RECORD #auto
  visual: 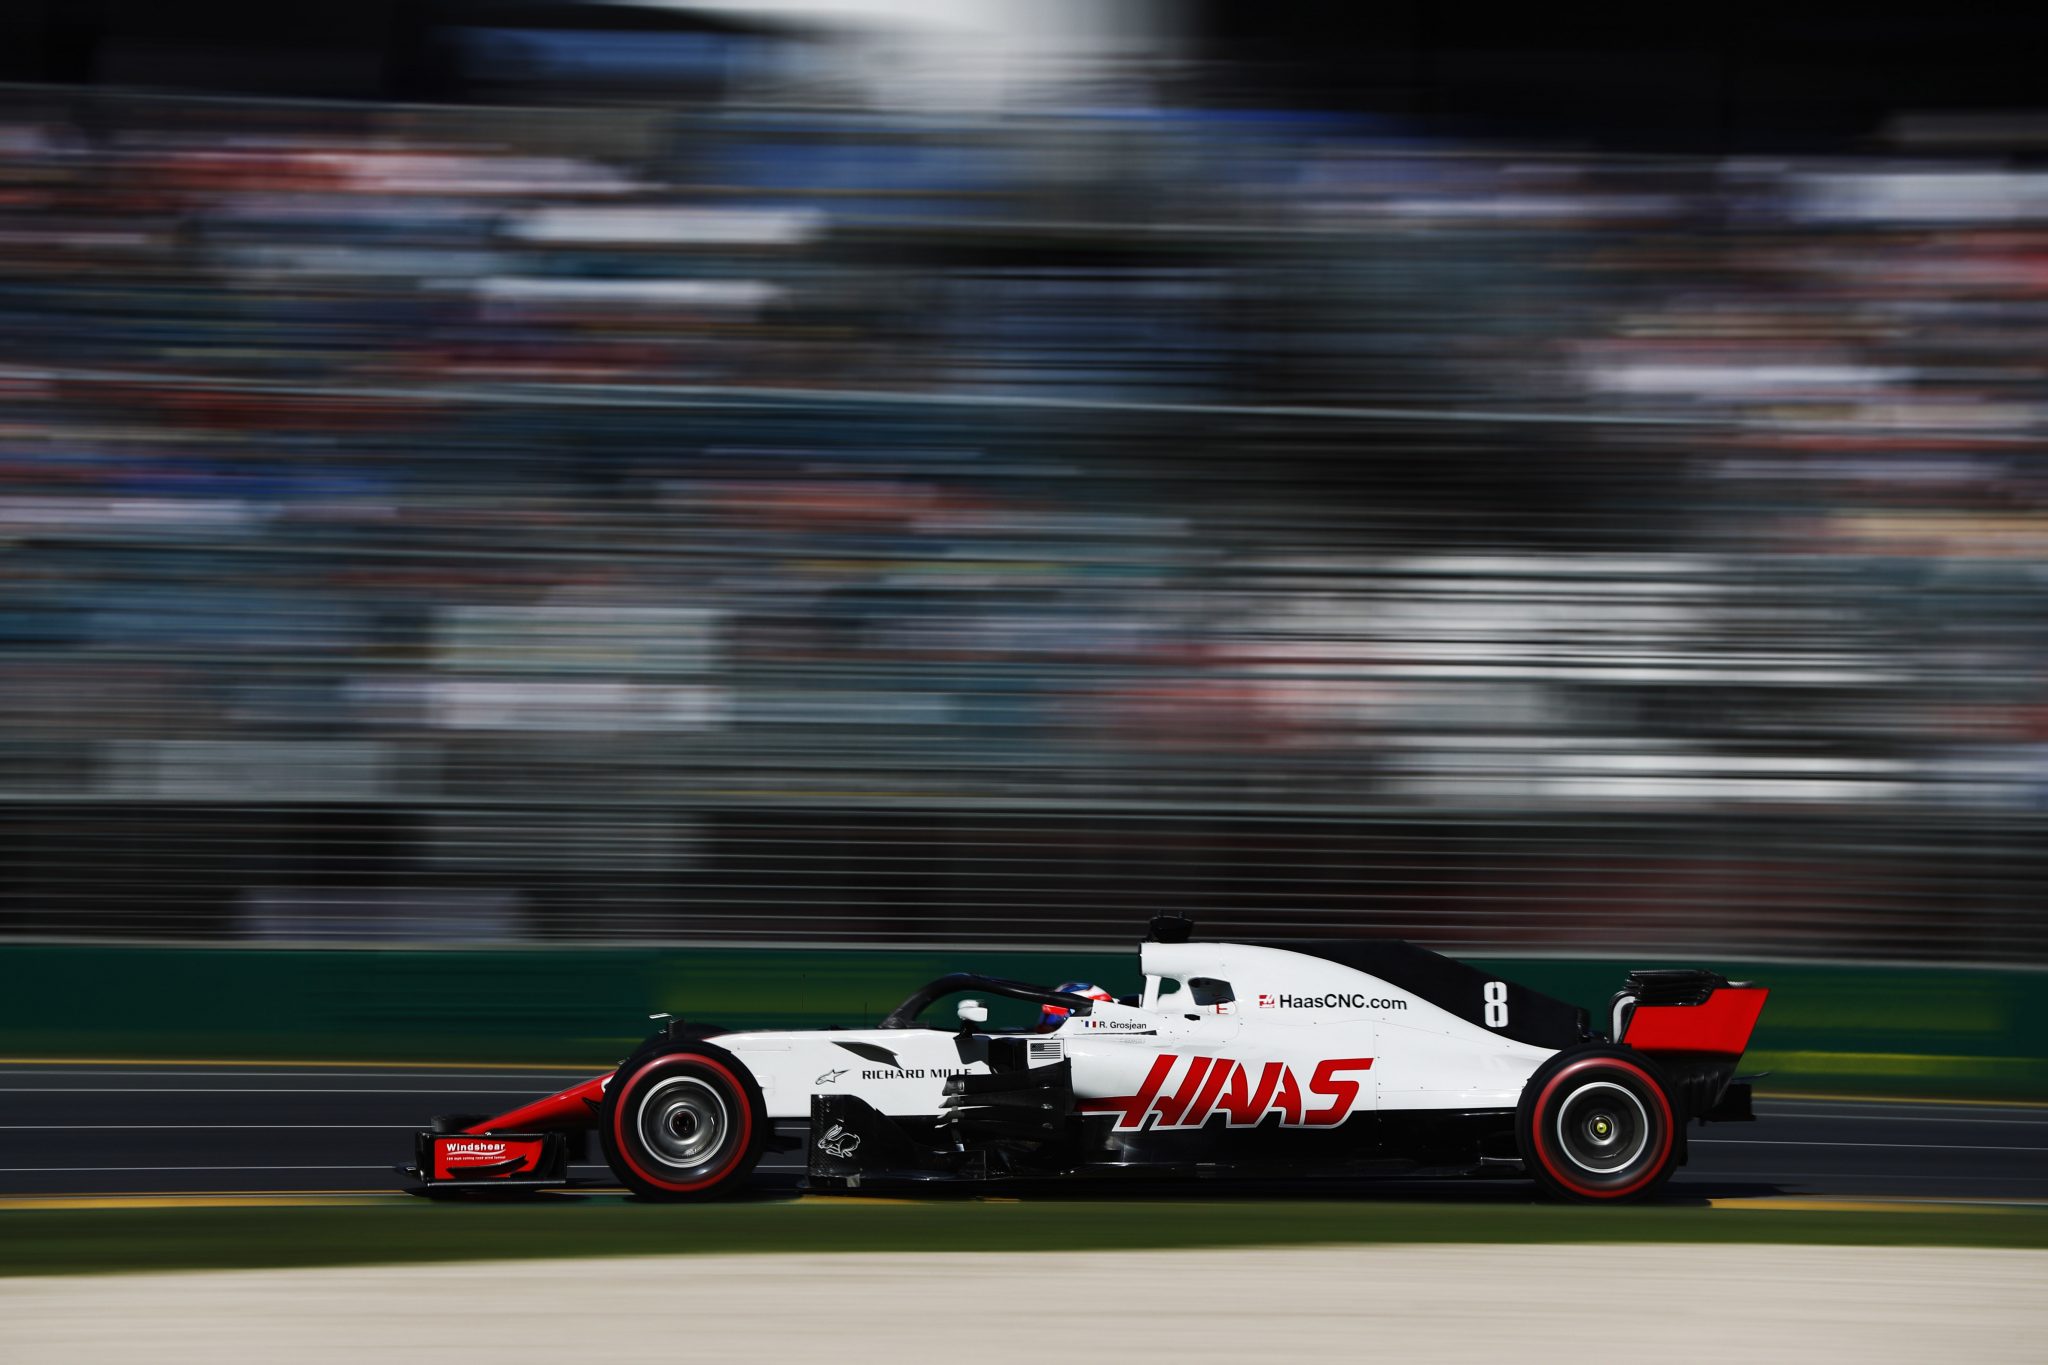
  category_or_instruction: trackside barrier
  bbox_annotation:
[4,944,2043,1100]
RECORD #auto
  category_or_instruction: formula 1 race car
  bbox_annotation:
[405,917,1768,1203]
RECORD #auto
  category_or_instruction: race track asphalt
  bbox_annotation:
[1,1061,2043,1202]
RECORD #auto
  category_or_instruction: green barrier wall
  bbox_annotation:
[5,945,2043,1099]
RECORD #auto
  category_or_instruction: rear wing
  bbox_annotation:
[1611,969,1769,1121]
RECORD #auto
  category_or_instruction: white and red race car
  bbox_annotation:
[407,917,1767,1203]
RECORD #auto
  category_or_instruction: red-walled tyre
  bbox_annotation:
[599,1045,765,1201]
[1517,1045,1681,1203]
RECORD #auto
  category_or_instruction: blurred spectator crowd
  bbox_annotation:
[2,88,2047,957]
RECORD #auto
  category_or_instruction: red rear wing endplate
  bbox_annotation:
[1621,987,1768,1056]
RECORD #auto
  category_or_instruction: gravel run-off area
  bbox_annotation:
[5,1243,2043,1364]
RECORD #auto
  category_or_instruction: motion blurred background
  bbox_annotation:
[3,2,2046,1090]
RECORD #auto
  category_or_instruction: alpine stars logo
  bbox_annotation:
[814,1068,849,1085]
[1078,1055,1374,1132]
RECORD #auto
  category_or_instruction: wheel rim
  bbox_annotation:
[635,1076,729,1171]
[1553,1080,1650,1176]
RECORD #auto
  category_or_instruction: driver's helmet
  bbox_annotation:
[1038,981,1114,1032]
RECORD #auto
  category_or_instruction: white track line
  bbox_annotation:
[0,1071,587,1080]
[1758,1101,2048,1115]
[0,1088,539,1095]
[0,1164,616,1173]
[0,1166,396,1173]
[0,1125,417,1131]
[1693,1139,2048,1152]
[1761,1111,2048,1126]
[1712,1178,2048,1186]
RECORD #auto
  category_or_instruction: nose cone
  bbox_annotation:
[463,1073,610,1134]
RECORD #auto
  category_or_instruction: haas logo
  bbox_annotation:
[816,1122,861,1160]
[1079,1055,1374,1132]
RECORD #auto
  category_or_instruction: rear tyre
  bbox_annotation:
[598,1045,765,1201]
[1516,1045,1680,1203]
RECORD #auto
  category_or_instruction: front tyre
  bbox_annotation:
[599,1046,765,1201]
[1516,1045,1680,1203]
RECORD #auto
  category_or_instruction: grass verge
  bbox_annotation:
[5,1198,2046,1277]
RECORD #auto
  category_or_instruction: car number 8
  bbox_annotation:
[1483,980,1509,1028]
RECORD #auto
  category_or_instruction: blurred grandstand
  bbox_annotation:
[2,86,2046,960]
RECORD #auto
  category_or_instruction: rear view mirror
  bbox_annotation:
[957,999,989,1025]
